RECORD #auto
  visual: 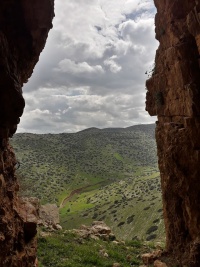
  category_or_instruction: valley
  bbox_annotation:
[11,124,164,241]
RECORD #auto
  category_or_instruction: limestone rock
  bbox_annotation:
[19,197,39,224]
[99,249,109,258]
[91,220,112,235]
[141,250,162,265]
[71,221,116,241]
[55,224,63,230]
[154,260,168,267]
[18,197,39,242]
[39,203,62,230]
[113,240,120,245]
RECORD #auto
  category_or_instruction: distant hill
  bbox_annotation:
[125,124,156,138]
[11,123,164,241]
[78,124,156,136]
[77,127,101,133]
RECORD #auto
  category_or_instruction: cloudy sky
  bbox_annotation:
[19,0,158,133]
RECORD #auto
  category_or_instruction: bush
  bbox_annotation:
[117,221,125,227]
[146,234,157,241]
[146,225,158,235]
[127,215,135,224]
[92,213,98,219]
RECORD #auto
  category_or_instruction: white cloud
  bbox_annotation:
[20,0,158,133]
[119,18,155,47]
[104,56,122,73]
[30,109,51,115]
[56,59,104,74]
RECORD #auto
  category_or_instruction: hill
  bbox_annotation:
[37,224,159,267]
[11,124,164,241]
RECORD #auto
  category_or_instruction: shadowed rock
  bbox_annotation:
[146,0,200,266]
[0,1,54,266]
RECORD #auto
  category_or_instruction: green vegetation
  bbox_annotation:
[11,124,165,241]
[38,230,156,267]
[59,167,163,241]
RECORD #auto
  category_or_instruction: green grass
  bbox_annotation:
[114,152,123,161]
[37,230,155,267]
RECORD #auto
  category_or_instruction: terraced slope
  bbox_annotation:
[11,124,164,241]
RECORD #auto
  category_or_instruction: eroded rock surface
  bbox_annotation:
[146,0,200,266]
[70,221,116,241]
[0,0,54,266]
[39,203,62,230]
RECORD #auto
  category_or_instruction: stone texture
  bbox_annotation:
[70,221,115,241]
[141,250,162,265]
[0,0,54,266]
[39,203,62,230]
[154,260,168,267]
[146,0,200,266]
[18,197,40,243]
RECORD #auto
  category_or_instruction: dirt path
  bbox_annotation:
[59,181,104,208]
[60,185,91,208]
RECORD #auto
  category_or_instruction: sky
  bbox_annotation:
[18,0,158,133]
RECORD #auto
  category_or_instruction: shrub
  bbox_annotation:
[117,221,125,227]
[146,225,158,235]
[127,215,135,224]
[146,234,157,241]
[92,213,98,219]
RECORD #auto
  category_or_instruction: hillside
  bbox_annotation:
[38,226,158,267]
[11,124,164,241]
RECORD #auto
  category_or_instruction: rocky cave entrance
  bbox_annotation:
[1,0,200,266]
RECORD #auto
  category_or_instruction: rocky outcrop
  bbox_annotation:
[146,0,200,266]
[141,250,162,266]
[0,1,54,266]
[70,221,116,241]
[39,203,62,230]
[18,197,40,244]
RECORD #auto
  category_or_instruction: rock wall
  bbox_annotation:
[146,0,200,266]
[0,1,54,266]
